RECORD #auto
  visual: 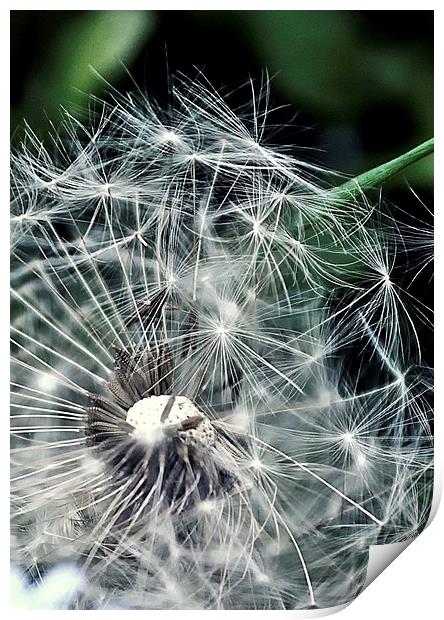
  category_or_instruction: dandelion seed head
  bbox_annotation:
[127,395,215,449]
[10,74,433,610]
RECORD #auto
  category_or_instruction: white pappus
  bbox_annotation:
[10,75,433,610]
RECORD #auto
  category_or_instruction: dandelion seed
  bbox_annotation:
[341,432,355,445]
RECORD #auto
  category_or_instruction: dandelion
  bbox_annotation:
[10,75,433,609]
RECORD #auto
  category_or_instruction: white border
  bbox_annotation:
[4,4,440,619]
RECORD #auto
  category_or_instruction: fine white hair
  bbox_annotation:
[11,74,433,610]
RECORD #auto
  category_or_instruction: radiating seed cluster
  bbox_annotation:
[10,75,433,610]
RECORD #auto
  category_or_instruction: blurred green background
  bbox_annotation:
[11,10,433,186]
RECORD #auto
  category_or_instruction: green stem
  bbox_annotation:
[331,137,434,199]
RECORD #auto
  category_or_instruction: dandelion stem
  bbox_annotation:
[331,137,434,199]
